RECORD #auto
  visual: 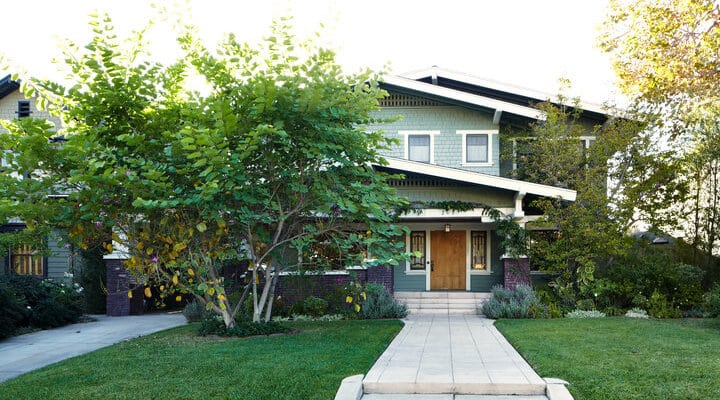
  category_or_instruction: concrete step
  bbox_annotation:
[362,395,549,400]
[395,291,491,316]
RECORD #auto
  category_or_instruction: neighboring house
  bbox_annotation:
[367,67,606,293]
[0,75,73,280]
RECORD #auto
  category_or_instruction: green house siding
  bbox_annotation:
[47,232,72,280]
[370,106,500,175]
[393,265,426,291]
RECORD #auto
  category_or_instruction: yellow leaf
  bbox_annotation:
[103,242,113,253]
[112,232,121,243]
[144,287,152,298]
[137,241,144,251]
[219,302,227,310]
[172,275,179,285]
[346,296,353,304]
[207,287,215,296]
[355,304,361,312]
[188,268,195,276]
[218,294,227,302]
[189,278,194,283]
[175,295,182,302]
[217,220,226,229]
[361,292,367,301]
[127,290,133,298]
[160,285,165,291]
[196,222,207,232]
[146,248,154,255]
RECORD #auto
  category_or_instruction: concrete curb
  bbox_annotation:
[545,378,573,400]
[335,374,364,400]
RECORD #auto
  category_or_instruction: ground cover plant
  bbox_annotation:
[496,317,720,400]
[0,320,402,400]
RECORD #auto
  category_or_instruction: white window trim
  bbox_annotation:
[400,130,440,164]
[405,230,429,275]
[457,130,497,167]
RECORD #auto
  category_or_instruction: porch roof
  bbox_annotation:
[377,157,577,202]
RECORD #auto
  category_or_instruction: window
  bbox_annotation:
[458,130,497,166]
[470,231,488,271]
[408,135,430,162]
[17,101,31,118]
[401,131,439,163]
[10,245,44,276]
[409,231,426,270]
[466,134,489,163]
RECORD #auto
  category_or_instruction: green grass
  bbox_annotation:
[0,320,403,400]
[496,317,720,400]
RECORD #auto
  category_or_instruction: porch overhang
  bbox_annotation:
[378,157,577,202]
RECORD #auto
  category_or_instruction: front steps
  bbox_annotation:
[395,291,491,315]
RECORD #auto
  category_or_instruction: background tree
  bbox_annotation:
[2,13,409,327]
[600,0,720,267]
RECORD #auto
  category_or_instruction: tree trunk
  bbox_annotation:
[263,267,281,322]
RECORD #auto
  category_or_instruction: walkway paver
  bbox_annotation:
[0,312,186,383]
[363,314,546,396]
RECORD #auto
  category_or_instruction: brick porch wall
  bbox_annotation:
[502,257,531,290]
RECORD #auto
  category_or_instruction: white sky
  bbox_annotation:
[1,0,621,105]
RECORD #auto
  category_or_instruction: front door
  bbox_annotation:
[430,230,466,290]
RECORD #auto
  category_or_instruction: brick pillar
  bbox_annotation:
[503,257,531,290]
[366,265,394,294]
[105,258,143,316]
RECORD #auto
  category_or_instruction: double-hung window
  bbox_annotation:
[458,130,497,166]
[401,131,439,163]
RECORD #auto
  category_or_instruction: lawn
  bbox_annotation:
[496,317,720,400]
[0,320,403,400]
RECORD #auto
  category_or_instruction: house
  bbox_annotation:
[366,67,606,294]
[0,75,74,280]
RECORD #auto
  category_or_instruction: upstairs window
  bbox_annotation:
[408,135,430,162]
[458,130,497,166]
[401,131,439,164]
[466,134,489,163]
[17,101,31,118]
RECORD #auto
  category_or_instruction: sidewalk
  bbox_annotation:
[361,314,550,398]
[0,313,187,383]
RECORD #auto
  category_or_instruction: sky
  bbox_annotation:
[1,0,621,105]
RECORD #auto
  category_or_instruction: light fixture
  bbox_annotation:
[444,224,451,232]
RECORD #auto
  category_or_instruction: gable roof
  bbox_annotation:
[0,75,20,100]
[377,156,577,201]
[386,66,608,124]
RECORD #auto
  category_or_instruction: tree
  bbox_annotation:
[505,98,682,298]
[599,0,720,121]
[1,13,409,327]
[600,0,720,266]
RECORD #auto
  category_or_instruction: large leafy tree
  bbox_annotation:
[1,14,408,326]
[506,99,682,297]
[600,0,720,265]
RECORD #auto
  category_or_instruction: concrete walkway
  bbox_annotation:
[0,312,187,383]
[361,314,550,398]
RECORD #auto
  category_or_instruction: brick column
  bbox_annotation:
[502,257,531,290]
[105,257,143,316]
[366,265,394,294]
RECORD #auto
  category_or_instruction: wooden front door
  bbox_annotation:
[430,230,466,290]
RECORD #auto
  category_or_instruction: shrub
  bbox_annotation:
[566,309,606,318]
[182,299,211,323]
[575,298,596,311]
[0,282,30,339]
[481,284,542,319]
[625,307,648,318]
[703,285,720,317]
[648,289,680,318]
[303,296,328,317]
[198,317,290,337]
[0,275,84,330]
[603,306,626,317]
[361,284,408,319]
